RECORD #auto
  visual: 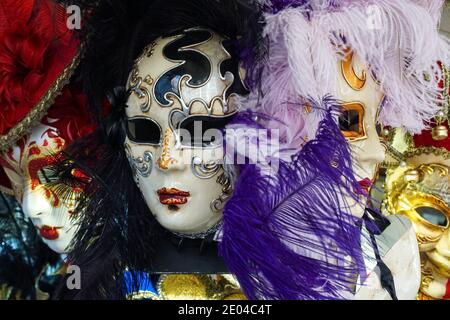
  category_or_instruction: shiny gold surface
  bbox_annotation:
[127,290,159,300]
[156,128,177,170]
[417,291,437,300]
[385,161,450,299]
[157,274,247,300]
[420,261,434,291]
[432,125,449,141]
[395,192,449,244]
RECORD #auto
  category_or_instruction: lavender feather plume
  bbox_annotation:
[246,0,450,134]
[220,98,371,300]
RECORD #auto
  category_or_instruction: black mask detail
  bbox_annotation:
[220,39,249,98]
[155,29,212,106]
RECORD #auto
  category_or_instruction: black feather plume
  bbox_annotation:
[0,193,60,299]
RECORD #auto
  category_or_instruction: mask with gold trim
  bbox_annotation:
[334,49,421,300]
[230,0,438,299]
[385,149,450,300]
[384,59,450,300]
[0,85,97,254]
[336,49,386,218]
[1,125,93,255]
[43,0,260,300]
[124,28,247,236]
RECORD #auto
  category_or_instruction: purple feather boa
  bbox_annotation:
[265,0,309,13]
[220,98,371,300]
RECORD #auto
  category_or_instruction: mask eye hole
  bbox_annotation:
[339,103,365,140]
[415,206,449,228]
[126,118,162,145]
[178,115,234,148]
[37,166,56,185]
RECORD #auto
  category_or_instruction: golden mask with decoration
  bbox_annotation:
[385,150,450,300]
[384,63,450,299]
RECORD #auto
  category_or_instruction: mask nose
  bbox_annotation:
[22,186,51,220]
[351,135,385,180]
[357,138,385,165]
[156,128,184,171]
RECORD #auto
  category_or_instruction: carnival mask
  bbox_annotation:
[125,28,246,236]
[386,159,450,299]
[0,124,82,254]
[336,50,386,217]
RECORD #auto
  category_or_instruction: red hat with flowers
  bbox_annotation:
[0,0,93,194]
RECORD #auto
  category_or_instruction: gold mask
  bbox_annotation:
[385,158,450,300]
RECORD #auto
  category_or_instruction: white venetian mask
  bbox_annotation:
[336,50,386,217]
[124,28,246,236]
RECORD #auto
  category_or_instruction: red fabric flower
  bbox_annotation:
[0,22,51,132]
[0,0,79,136]
[42,84,97,145]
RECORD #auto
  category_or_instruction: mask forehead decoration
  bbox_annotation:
[127,28,246,125]
[0,126,67,198]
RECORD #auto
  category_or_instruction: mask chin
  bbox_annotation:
[134,159,227,237]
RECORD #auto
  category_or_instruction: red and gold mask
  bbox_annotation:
[0,124,86,254]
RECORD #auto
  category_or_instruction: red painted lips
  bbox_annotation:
[39,225,61,240]
[358,178,373,195]
[157,188,190,205]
